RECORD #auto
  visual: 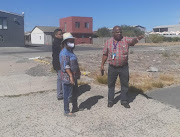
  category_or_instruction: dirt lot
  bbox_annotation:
[36,43,180,92]
[75,44,180,91]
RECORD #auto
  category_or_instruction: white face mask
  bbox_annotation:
[67,42,75,48]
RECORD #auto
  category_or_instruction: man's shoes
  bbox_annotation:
[57,96,63,100]
[107,102,114,108]
[72,107,84,113]
[64,112,76,117]
[121,101,130,108]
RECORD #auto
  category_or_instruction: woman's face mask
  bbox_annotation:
[67,42,75,48]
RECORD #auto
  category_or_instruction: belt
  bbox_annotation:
[109,63,128,68]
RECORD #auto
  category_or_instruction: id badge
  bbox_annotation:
[112,53,116,60]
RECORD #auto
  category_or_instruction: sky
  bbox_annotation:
[1,0,180,32]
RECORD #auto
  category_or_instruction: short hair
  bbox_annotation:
[113,25,121,32]
[53,29,62,38]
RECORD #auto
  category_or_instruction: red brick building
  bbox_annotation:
[60,16,93,44]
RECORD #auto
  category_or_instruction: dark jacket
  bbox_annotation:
[52,38,63,70]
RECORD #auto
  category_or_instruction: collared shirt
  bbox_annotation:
[103,37,133,67]
[59,48,80,83]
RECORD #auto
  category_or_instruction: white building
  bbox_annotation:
[153,24,180,36]
[30,26,59,45]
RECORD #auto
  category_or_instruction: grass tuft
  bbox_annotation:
[96,74,108,85]
[151,81,164,88]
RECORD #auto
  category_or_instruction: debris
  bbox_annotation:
[146,67,158,72]
[28,56,41,60]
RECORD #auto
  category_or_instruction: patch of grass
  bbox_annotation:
[162,52,169,57]
[151,81,164,88]
[78,81,88,85]
[160,74,174,81]
[96,74,108,85]
[79,63,86,71]
[50,67,56,73]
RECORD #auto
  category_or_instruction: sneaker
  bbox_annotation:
[64,113,76,117]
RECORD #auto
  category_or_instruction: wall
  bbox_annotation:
[44,32,53,45]
[93,37,145,46]
[60,17,72,32]
[0,11,24,47]
[31,27,44,44]
[60,16,93,34]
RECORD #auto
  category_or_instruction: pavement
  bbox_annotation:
[1,45,180,137]
[147,85,180,109]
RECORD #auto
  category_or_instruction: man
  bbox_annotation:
[101,25,143,108]
[52,29,63,100]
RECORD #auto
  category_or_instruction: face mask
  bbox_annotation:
[67,42,75,48]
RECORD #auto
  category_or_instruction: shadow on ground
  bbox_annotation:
[114,86,152,104]
[79,95,104,110]
[78,84,104,110]
[78,84,91,97]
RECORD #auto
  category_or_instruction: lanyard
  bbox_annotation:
[113,40,118,50]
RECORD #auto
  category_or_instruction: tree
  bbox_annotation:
[96,27,111,37]
[121,25,144,37]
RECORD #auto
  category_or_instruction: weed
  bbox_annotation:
[78,81,88,85]
[96,74,108,85]
[151,81,164,88]
[162,52,169,57]
[50,67,56,73]
[160,74,174,81]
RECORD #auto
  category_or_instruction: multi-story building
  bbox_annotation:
[60,16,93,44]
[0,10,24,47]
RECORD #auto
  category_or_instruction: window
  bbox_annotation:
[64,22,67,32]
[0,35,3,42]
[85,22,89,28]
[0,18,8,29]
[75,22,80,28]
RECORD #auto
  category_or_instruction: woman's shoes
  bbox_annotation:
[64,112,76,117]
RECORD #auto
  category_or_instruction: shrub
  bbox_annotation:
[151,81,164,88]
[163,37,172,42]
[149,34,164,43]
[96,75,108,84]
[172,37,180,42]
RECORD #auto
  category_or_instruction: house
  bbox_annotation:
[132,25,146,32]
[30,26,59,45]
[60,16,93,44]
[0,10,24,47]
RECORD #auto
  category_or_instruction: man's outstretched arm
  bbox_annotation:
[128,35,144,46]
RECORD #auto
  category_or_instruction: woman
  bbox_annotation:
[59,32,81,117]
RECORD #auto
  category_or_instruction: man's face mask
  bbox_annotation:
[67,42,75,48]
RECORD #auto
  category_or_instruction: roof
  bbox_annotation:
[0,10,24,17]
[132,25,146,28]
[153,24,180,29]
[33,26,59,33]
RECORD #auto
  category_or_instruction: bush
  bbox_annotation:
[121,25,144,37]
[149,34,164,43]
[163,37,172,42]
[172,37,180,42]
[96,75,108,84]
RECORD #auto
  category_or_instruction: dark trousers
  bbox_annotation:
[108,64,129,102]
[62,80,78,114]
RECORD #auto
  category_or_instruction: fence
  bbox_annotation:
[93,37,145,46]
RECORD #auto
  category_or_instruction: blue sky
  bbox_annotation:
[1,0,180,32]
